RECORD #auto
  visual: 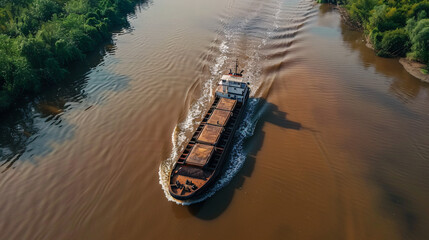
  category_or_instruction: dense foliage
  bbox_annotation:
[319,0,429,70]
[0,0,140,111]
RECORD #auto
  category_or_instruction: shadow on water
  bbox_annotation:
[364,125,429,239]
[368,147,429,239]
[373,173,419,239]
[180,98,301,220]
[0,1,153,172]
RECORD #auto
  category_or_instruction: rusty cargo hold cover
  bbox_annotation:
[197,125,223,145]
[216,98,237,111]
[207,109,231,126]
[186,144,214,167]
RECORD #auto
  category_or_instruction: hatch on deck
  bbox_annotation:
[186,144,214,167]
[197,125,223,145]
[216,98,236,111]
[207,109,231,126]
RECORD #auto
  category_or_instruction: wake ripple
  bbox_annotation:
[159,0,314,205]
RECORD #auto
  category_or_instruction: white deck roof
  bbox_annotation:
[220,75,244,82]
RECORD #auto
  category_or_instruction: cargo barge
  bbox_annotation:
[169,61,250,200]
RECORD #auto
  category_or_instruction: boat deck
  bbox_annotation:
[186,144,214,167]
[207,109,231,126]
[216,98,236,111]
[169,96,245,199]
[197,125,223,145]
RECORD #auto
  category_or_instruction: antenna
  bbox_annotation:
[230,59,243,76]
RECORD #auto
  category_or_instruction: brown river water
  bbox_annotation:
[1,0,429,239]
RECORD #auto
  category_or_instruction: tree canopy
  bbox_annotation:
[319,0,429,69]
[0,0,140,111]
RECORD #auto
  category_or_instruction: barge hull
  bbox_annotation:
[168,67,250,200]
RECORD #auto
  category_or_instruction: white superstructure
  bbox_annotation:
[215,74,249,103]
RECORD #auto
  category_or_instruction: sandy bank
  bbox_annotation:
[399,58,429,83]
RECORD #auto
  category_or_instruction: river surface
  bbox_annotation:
[1,0,429,239]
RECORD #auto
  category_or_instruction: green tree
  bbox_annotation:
[377,28,410,57]
[20,37,52,69]
[0,34,39,110]
[32,0,62,22]
[0,7,13,32]
[347,0,377,24]
[407,18,429,65]
[0,0,141,111]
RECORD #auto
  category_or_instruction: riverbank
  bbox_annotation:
[0,0,143,113]
[2,1,429,239]
[329,3,429,83]
[334,5,361,30]
[399,58,429,83]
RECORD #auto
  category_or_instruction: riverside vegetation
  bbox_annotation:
[319,0,429,74]
[0,0,141,112]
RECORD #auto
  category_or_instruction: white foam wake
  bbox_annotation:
[178,97,261,205]
[158,0,291,205]
[158,36,231,204]
[158,50,263,205]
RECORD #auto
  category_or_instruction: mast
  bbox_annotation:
[235,59,238,75]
